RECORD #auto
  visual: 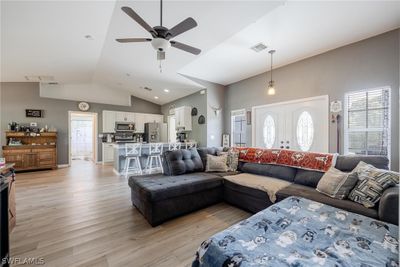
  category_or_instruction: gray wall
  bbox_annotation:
[161,90,208,146]
[225,29,399,171]
[0,82,161,164]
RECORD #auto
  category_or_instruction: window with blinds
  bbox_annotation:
[231,109,247,147]
[344,87,390,158]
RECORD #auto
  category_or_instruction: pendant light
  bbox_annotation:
[267,50,276,95]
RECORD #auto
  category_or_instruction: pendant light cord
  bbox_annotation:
[270,52,273,82]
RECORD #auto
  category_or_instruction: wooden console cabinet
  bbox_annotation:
[2,132,57,171]
[1,163,15,267]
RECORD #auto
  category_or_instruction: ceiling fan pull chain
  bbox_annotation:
[159,60,162,73]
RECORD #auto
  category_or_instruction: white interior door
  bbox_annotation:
[252,95,329,152]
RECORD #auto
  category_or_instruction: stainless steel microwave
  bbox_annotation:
[115,122,135,132]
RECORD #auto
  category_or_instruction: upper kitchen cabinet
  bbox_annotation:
[146,114,164,124]
[135,113,146,133]
[115,112,135,122]
[175,106,192,131]
[102,110,116,133]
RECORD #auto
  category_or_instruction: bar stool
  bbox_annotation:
[145,143,164,174]
[124,143,142,178]
[168,142,181,151]
[185,142,197,149]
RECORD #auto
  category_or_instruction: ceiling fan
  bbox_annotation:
[116,0,201,61]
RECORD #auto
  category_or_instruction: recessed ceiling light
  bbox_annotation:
[154,96,159,99]
[84,35,94,40]
[164,89,169,93]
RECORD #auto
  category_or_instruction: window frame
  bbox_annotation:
[231,109,247,147]
[343,86,391,161]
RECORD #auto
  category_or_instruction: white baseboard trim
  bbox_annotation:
[57,164,69,168]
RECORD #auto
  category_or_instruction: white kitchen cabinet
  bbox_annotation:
[146,114,163,123]
[102,111,116,133]
[134,113,146,133]
[115,112,135,123]
[175,106,192,131]
[126,112,135,122]
[102,143,114,163]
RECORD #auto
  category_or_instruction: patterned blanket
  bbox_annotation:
[193,197,398,267]
[234,148,337,172]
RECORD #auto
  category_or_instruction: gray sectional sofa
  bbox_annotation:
[128,147,399,227]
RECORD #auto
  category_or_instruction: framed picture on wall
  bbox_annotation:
[26,109,43,118]
[222,134,230,148]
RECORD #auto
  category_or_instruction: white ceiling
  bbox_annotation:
[1,1,399,104]
[180,1,400,85]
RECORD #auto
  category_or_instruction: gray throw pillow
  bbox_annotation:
[316,167,358,199]
[206,154,228,172]
[348,162,399,208]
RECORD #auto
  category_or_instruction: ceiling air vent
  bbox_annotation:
[250,43,267,53]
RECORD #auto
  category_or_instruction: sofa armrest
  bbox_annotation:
[379,186,399,225]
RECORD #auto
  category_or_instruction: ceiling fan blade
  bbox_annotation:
[121,6,157,36]
[167,17,197,39]
[170,41,201,55]
[116,38,152,43]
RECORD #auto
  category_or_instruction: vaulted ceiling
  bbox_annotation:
[1,1,399,105]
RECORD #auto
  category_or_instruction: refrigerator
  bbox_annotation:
[144,123,168,143]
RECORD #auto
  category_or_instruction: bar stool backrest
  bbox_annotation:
[168,142,181,151]
[125,143,142,157]
[149,143,163,155]
[185,142,197,149]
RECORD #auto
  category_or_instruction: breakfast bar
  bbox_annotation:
[113,142,196,175]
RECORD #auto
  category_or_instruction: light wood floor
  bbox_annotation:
[10,160,250,267]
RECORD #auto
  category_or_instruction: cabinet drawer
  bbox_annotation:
[32,148,55,153]
[3,149,31,154]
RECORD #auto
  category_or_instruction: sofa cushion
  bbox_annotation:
[239,162,296,182]
[224,173,291,203]
[128,173,223,202]
[348,163,399,208]
[162,148,203,176]
[335,155,389,171]
[206,154,228,172]
[293,169,324,188]
[197,147,222,170]
[316,167,358,199]
[276,184,378,218]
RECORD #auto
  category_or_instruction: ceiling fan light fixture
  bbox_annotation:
[151,38,171,52]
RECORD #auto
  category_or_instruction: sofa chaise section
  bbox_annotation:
[129,173,223,226]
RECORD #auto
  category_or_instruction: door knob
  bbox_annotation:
[280,146,284,149]
[286,146,290,149]
[286,141,290,144]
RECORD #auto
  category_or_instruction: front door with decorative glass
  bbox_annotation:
[252,95,329,152]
